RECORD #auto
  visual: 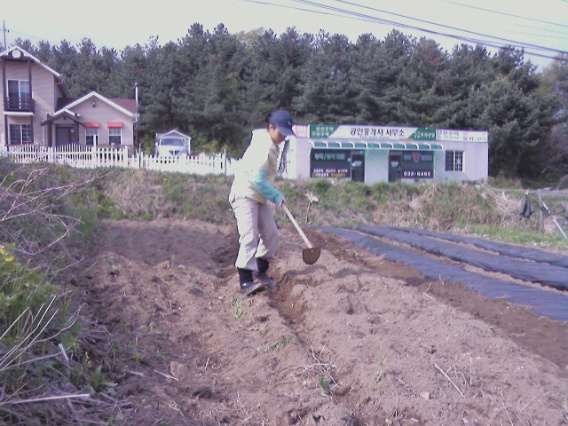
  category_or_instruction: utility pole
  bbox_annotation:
[2,20,9,50]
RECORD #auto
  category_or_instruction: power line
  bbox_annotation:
[243,0,567,61]
[442,0,568,30]
[0,20,55,47]
[239,0,347,22]
[330,0,567,55]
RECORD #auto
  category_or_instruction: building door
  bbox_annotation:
[388,152,402,182]
[55,126,73,147]
[351,151,365,182]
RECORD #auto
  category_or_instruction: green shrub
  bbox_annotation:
[311,178,332,195]
[0,244,59,337]
[370,182,390,203]
[0,243,73,392]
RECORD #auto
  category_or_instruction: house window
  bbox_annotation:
[9,124,32,144]
[109,127,122,145]
[445,150,464,172]
[86,128,99,146]
[7,80,31,110]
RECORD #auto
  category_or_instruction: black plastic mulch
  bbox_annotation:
[320,226,568,322]
[355,226,568,291]
[386,226,568,269]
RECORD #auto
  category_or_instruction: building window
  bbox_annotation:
[7,79,30,96]
[9,124,32,144]
[86,128,99,146]
[7,80,32,110]
[445,150,464,172]
[109,128,122,145]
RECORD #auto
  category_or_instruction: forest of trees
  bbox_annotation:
[11,23,568,180]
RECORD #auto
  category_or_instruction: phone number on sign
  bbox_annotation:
[312,168,349,178]
[402,170,433,178]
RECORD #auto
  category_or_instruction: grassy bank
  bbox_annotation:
[87,166,567,250]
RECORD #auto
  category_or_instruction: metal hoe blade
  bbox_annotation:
[302,246,321,265]
[283,205,322,265]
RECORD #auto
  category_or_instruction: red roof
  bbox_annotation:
[110,98,138,114]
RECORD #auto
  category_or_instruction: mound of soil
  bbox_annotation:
[69,218,568,426]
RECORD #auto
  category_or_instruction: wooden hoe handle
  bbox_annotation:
[282,205,313,249]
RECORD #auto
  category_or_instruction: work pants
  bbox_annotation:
[230,196,278,271]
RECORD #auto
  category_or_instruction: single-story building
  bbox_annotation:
[41,91,139,150]
[281,124,489,184]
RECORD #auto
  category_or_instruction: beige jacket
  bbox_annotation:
[229,129,283,204]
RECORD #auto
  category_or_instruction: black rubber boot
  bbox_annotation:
[255,258,278,289]
[238,268,265,296]
[238,268,254,284]
[257,258,269,274]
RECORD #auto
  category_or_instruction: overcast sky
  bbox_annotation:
[2,0,567,70]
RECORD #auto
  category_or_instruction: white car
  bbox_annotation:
[155,137,189,157]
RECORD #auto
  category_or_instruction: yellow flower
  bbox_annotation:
[0,246,4,255]
[4,256,14,263]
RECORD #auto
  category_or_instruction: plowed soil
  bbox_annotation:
[70,218,568,426]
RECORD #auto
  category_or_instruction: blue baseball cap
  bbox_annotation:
[269,110,295,137]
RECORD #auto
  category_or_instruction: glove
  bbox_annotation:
[274,193,285,207]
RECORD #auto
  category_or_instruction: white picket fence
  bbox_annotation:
[0,144,235,176]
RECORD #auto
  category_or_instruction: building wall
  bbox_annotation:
[287,137,312,180]
[32,69,60,142]
[1,60,66,145]
[365,150,389,183]
[70,98,135,147]
[434,141,488,183]
[364,145,487,184]
[287,139,488,184]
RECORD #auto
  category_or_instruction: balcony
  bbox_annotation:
[4,96,35,112]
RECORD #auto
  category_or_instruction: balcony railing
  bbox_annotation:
[4,96,35,112]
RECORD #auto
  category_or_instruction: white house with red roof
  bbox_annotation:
[42,91,139,150]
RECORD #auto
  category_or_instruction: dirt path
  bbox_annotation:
[69,218,568,426]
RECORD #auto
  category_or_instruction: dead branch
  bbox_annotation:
[0,393,90,405]
[434,363,465,398]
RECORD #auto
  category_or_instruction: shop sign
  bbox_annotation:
[310,124,415,140]
[402,170,433,178]
[309,125,488,143]
[312,167,351,178]
[310,125,340,138]
[401,151,434,179]
[436,129,488,142]
[409,128,436,141]
[310,149,351,178]
[292,124,309,138]
[310,125,438,141]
